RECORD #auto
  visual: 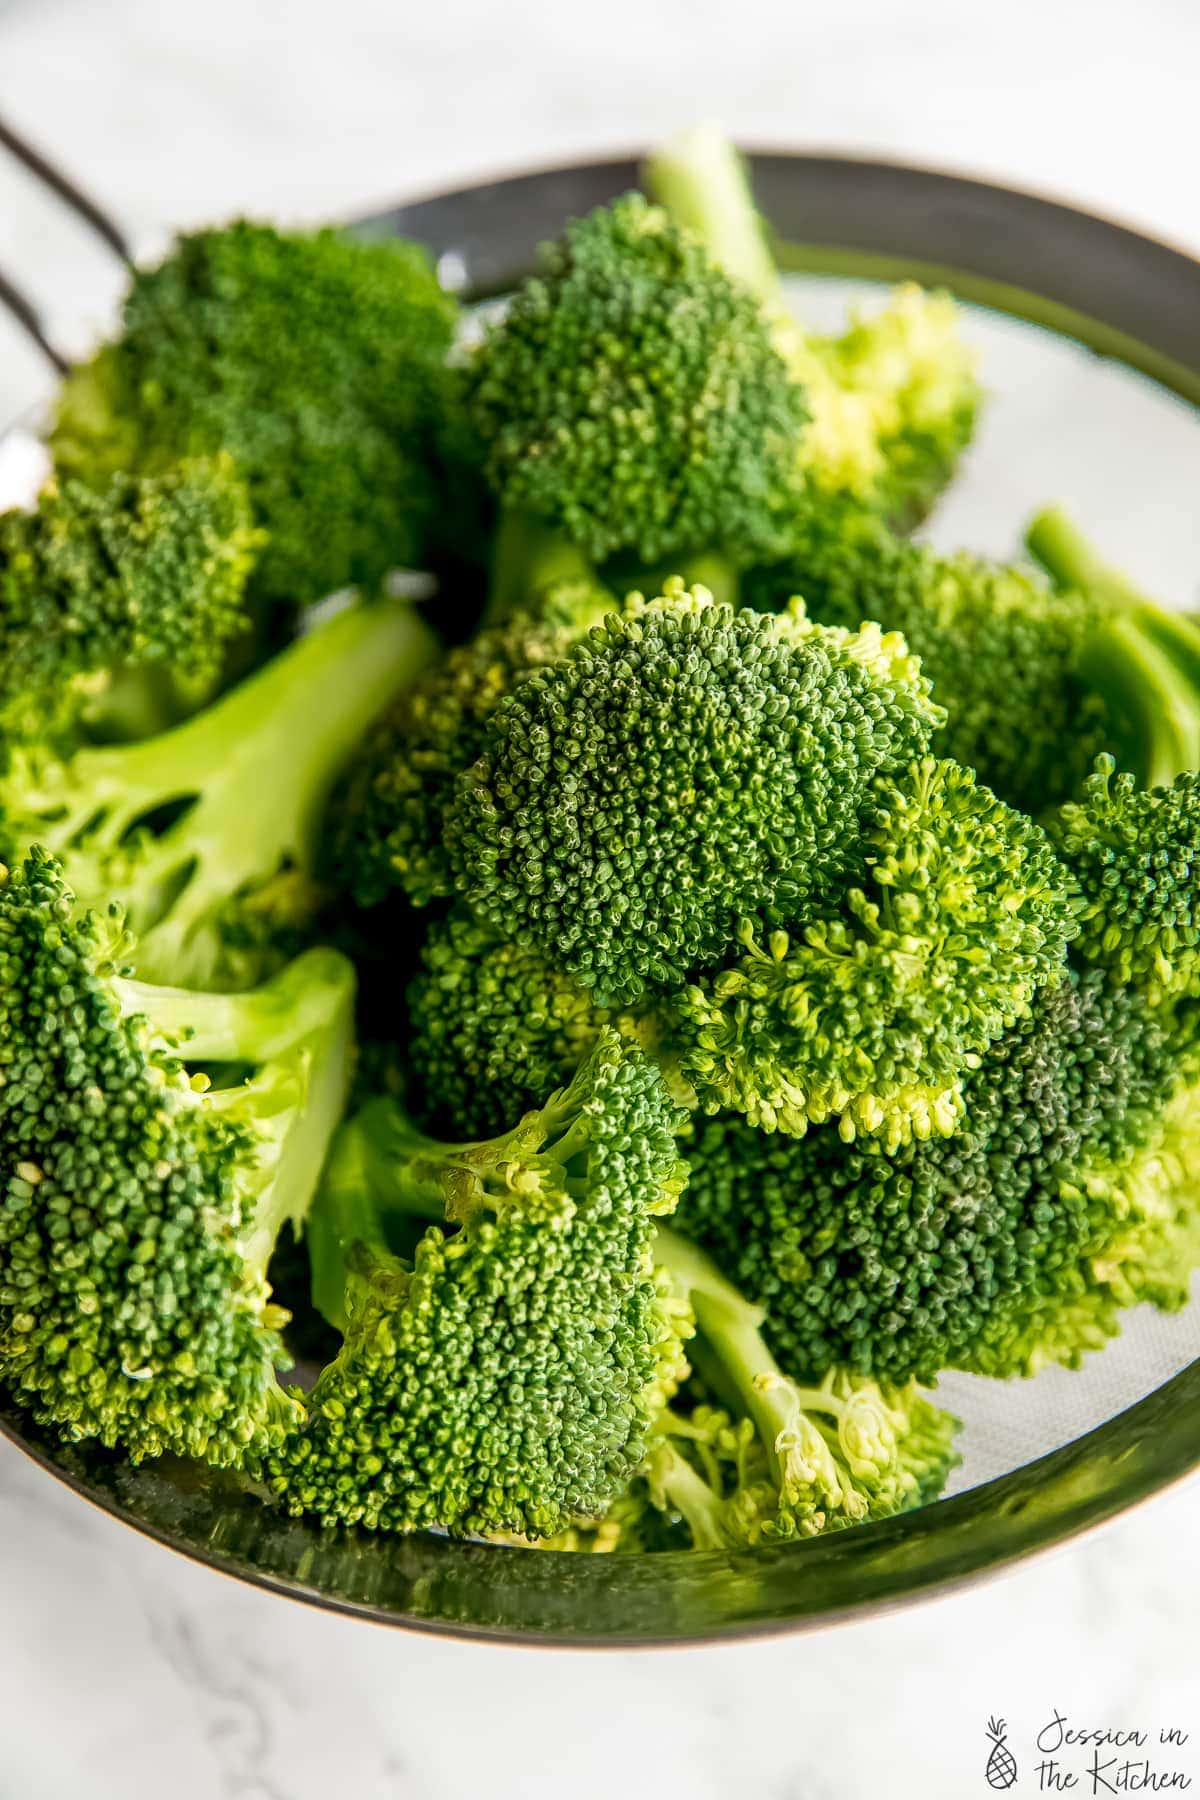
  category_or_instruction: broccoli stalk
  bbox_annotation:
[642,125,781,307]
[650,1228,960,1542]
[1027,506,1200,789]
[0,852,357,1465]
[0,594,438,988]
[272,1032,691,1539]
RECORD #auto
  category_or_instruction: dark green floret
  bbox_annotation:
[269,1032,691,1539]
[0,595,437,990]
[465,192,807,567]
[1049,754,1200,1006]
[407,908,610,1137]
[0,458,261,735]
[746,504,1107,811]
[677,971,1192,1382]
[0,851,356,1465]
[671,756,1075,1147]
[331,572,613,910]
[50,221,459,609]
[446,584,942,1005]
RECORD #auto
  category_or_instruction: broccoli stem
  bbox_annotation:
[116,946,355,1062]
[643,125,781,309]
[485,509,615,627]
[1027,506,1200,787]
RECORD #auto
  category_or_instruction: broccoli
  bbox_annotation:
[644,126,981,526]
[446,582,942,1006]
[50,221,460,610]
[268,1032,692,1538]
[745,504,1109,812]
[676,968,1194,1381]
[1028,506,1200,790]
[670,755,1074,1148]
[0,458,261,739]
[407,907,611,1137]
[465,192,807,571]
[747,504,1200,814]
[0,851,356,1464]
[330,572,613,911]
[1049,755,1200,1010]
[642,1229,960,1544]
[0,594,437,990]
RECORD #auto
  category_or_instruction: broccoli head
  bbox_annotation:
[0,458,261,736]
[331,574,613,910]
[0,594,437,990]
[1050,755,1200,1006]
[671,756,1075,1148]
[269,1032,691,1539]
[465,193,807,567]
[0,851,356,1464]
[447,583,942,1006]
[643,126,980,527]
[677,969,1190,1382]
[407,907,610,1138]
[50,221,459,609]
[746,504,1108,812]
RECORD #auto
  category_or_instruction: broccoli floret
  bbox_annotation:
[0,458,261,737]
[268,1032,691,1539]
[671,756,1074,1148]
[50,222,459,610]
[1050,755,1200,1006]
[331,573,613,910]
[0,851,356,1464]
[1028,506,1200,790]
[407,908,610,1137]
[677,970,1186,1381]
[644,126,980,526]
[746,504,1108,812]
[446,583,941,1006]
[645,1229,959,1543]
[465,193,807,569]
[0,594,437,990]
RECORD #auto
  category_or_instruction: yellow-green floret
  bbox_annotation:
[670,756,1075,1148]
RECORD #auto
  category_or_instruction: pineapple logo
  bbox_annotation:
[985,1717,1018,1789]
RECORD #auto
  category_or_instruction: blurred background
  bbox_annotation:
[1,2,1198,1795]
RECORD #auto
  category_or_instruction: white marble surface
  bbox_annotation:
[1,2,1199,1793]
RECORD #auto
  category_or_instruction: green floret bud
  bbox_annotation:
[447,583,941,1006]
[650,1230,959,1544]
[0,594,437,990]
[407,907,610,1137]
[746,505,1108,812]
[671,756,1075,1149]
[643,126,980,526]
[50,221,459,609]
[331,574,613,910]
[678,970,1184,1380]
[1049,755,1200,1005]
[269,1032,692,1539]
[0,458,261,730]
[0,851,356,1465]
[465,193,807,565]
